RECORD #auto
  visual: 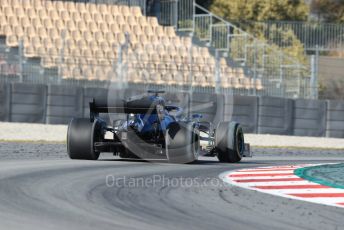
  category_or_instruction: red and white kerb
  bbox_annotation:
[220,164,344,208]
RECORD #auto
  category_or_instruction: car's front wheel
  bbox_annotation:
[67,118,102,160]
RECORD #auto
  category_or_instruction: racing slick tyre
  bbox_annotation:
[215,121,244,163]
[67,118,102,160]
[165,121,200,163]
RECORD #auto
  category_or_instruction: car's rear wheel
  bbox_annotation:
[67,118,102,160]
[165,121,200,163]
[215,121,244,163]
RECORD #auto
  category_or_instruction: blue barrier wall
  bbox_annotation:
[293,99,327,137]
[0,83,10,121]
[46,85,83,124]
[191,92,224,127]
[258,96,293,135]
[0,82,343,138]
[10,83,46,123]
[326,100,344,138]
[224,95,258,133]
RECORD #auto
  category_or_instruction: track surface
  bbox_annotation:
[0,143,344,230]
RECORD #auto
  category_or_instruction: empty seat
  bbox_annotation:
[42,37,53,49]
[182,37,192,47]
[154,26,164,37]
[66,1,77,13]
[171,36,181,47]
[72,11,82,22]
[55,20,65,31]
[110,23,120,34]
[115,15,126,26]
[93,13,103,23]
[252,78,263,90]
[22,0,31,10]
[94,50,104,58]
[89,40,98,52]
[82,12,92,23]
[148,17,159,28]
[127,15,137,27]
[38,8,48,19]
[99,22,109,33]
[105,50,117,60]
[60,10,70,21]
[36,46,47,56]
[42,55,57,68]
[94,67,106,81]
[31,17,43,28]
[59,65,71,79]
[53,38,63,50]
[104,14,115,25]
[0,0,9,7]
[49,10,60,21]
[13,26,24,37]
[131,6,142,17]
[0,15,7,35]
[127,69,143,83]
[231,78,242,89]
[83,67,95,80]
[88,21,98,33]
[0,0,245,85]
[138,17,148,27]
[109,5,119,15]
[98,4,108,15]
[24,45,37,58]
[33,0,43,8]
[132,25,143,36]
[43,1,54,11]
[66,20,77,31]
[120,24,131,34]
[3,6,13,17]
[116,33,126,44]
[14,7,26,19]
[94,31,104,43]
[8,16,19,27]
[48,28,60,39]
[148,34,160,45]
[119,5,130,17]
[76,3,87,14]
[241,77,252,90]
[165,26,176,38]
[43,18,54,29]
[71,65,83,80]
[6,34,19,47]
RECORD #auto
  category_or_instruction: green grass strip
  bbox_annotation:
[294,164,344,189]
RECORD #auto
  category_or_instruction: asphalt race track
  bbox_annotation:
[0,143,344,230]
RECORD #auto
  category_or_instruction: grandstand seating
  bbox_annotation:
[0,0,263,90]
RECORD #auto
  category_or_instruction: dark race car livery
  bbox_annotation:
[67,90,251,163]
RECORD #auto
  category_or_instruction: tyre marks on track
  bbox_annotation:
[220,164,344,208]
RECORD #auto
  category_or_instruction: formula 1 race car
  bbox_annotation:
[67,90,251,163]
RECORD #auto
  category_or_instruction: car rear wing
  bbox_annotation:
[89,96,160,118]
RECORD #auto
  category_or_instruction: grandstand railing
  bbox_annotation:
[118,1,342,52]
[97,0,317,98]
[179,2,314,99]
[0,0,317,99]
[237,20,344,52]
[124,0,315,98]
[0,34,266,96]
